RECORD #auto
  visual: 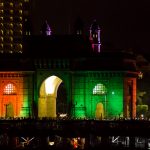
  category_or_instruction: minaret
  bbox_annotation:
[89,20,101,53]
[41,20,52,36]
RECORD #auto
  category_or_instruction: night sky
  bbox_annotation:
[32,0,150,53]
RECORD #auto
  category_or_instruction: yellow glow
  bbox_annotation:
[19,44,22,49]
[0,44,3,48]
[10,17,13,21]
[45,76,57,94]
[4,83,16,95]
[10,10,13,14]
[19,10,22,14]
[19,3,22,7]
[49,142,54,146]
[10,37,13,41]
[10,30,13,35]
[0,3,4,7]
[0,30,3,34]
[10,23,13,28]
[10,3,13,7]
[19,30,22,35]
[0,10,3,13]
[45,76,62,95]
[0,37,3,41]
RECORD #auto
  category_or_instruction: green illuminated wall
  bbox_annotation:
[21,73,34,117]
[72,71,124,119]
[35,68,124,119]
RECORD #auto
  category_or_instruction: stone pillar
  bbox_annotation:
[132,79,136,118]
[38,97,46,117]
[46,94,56,118]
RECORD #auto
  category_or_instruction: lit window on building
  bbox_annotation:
[0,17,3,20]
[19,30,22,35]
[4,83,16,95]
[0,30,3,35]
[10,37,13,41]
[17,23,22,28]
[10,23,13,28]
[19,10,22,14]
[19,17,22,21]
[93,83,107,95]
[10,30,13,35]
[0,10,3,14]
[0,3,4,7]
[9,2,13,7]
[10,10,13,14]
[19,3,22,7]
[0,44,3,48]
[10,17,13,21]
[19,44,22,49]
[0,37,3,42]
[15,43,22,50]
[6,30,10,35]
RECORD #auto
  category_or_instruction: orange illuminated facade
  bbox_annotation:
[0,72,24,117]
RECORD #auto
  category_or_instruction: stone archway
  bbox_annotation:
[93,83,107,118]
[0,82,20,117]
[38,75,63,118]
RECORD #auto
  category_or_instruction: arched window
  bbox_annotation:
[93,83,107,95]
[3,83,16,95]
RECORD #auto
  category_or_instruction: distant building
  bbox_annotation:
[0,0,31,53]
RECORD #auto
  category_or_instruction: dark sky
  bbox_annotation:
[32,0,150,52]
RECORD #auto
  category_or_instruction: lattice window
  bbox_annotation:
[3,83,16,95]
[93,83,107,95]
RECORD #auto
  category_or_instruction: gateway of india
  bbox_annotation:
[0,1,138,120]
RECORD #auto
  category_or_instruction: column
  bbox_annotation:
[46,94,56,118]
[38,96,46,117]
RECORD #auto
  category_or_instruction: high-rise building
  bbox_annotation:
[0,0,31,53]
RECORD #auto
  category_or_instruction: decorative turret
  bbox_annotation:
[41,20,52,36]
[89,20,101,53]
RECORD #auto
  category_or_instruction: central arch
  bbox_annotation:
[38,75,62,118]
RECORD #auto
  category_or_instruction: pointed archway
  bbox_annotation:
[38,75,63,118]
[0,82,22,117]
[93,83,107,118]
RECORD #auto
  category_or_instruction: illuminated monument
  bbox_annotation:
[0,20,137,120]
